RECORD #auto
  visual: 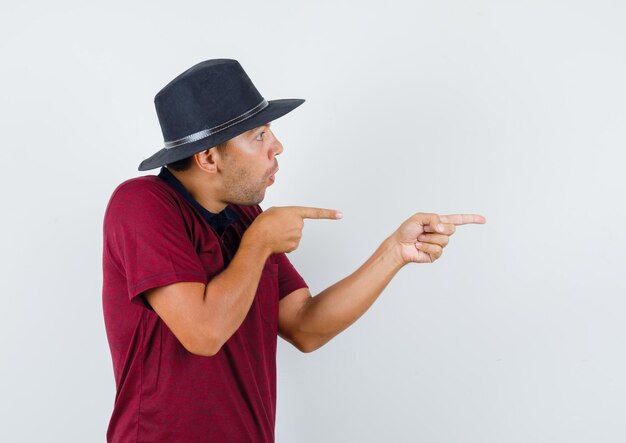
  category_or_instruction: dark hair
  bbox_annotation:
[165,156,193,172]
[165,143,229,172]
[165,141,228,172]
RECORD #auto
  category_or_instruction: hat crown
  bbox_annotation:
[154,59,264,142]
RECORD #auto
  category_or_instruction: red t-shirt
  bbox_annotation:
[102,170,308,442]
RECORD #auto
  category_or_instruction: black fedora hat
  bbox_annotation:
[138,59,304,171]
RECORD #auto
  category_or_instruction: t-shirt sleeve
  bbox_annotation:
[104,180,208,308]
[273,252,309,301]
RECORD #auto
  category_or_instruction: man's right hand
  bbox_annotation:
[242,206,343,255]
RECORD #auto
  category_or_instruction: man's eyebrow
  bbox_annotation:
[247,123,271,135]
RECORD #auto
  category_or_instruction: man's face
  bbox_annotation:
[218,122,282,206]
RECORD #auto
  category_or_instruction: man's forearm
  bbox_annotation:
[296,236,404,352]
[204,239,270,351]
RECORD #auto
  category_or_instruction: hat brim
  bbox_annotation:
[138,98,305,171]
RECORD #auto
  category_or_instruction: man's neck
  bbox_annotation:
[168,168,228,214]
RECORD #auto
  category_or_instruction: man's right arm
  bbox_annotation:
[144,205,340,357]
[144,239,270,357]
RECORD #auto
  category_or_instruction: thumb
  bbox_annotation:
[413,212,445,233]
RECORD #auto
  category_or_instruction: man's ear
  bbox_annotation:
[193,147,221,173]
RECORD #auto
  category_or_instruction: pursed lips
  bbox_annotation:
[268,167,279,182]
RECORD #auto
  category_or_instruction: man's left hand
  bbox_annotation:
[392,212,487,265]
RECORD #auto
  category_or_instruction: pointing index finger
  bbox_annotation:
[438,214,487,225]
[292,206,343,220]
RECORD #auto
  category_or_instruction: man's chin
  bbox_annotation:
[232,192,265,207]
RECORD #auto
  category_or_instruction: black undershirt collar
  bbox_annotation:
[157,167,240,236]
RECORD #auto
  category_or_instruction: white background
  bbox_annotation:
[1,1,625,442]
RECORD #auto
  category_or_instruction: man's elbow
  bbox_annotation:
[296,335,326,354]
[181,332,222,357]
[185,343,219,357]
[298,343,317,354]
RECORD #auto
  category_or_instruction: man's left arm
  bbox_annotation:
[278,212,486,353]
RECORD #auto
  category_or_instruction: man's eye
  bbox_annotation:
[255,131,265,141]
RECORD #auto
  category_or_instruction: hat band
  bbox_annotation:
[163,99,269,150]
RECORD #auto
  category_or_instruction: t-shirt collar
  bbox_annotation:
[157,167,240,233]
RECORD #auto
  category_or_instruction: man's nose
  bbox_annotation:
[270,134,283,158]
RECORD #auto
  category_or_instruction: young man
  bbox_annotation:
[102,59,486,442]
